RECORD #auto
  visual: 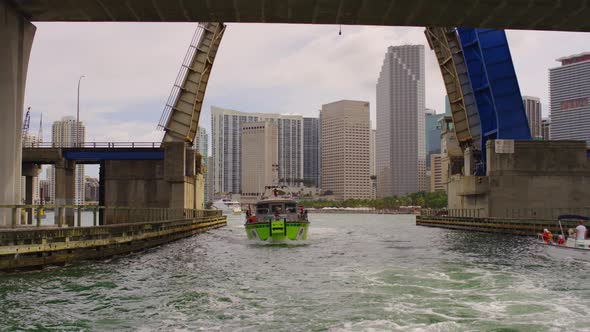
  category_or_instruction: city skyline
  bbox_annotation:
[22,24,590,148]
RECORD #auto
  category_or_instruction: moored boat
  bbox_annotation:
[538,214,590,261]
[244,186,309,242]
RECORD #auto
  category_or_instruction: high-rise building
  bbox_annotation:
[211,106,303,194]
[84,177,99,202]
[542,118,551,140]
[303,117,320,188]
[194,127,210,203]
[207,156,215,203]
[370,129,376,177]
[444,95,451,115]
[320,100,371,200]
[425,109,442,168]
[376,45,426,196]
[523,96,542,138]
[430,154,445,192]
[241,122,278,196]
[51,116,85,205]
[549,53,590,146]
[370,128,376,198]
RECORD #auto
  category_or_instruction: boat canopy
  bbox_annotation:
[558,214,590,221]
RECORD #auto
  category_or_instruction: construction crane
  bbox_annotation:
[38,113,43,143]
[22,107,31,143]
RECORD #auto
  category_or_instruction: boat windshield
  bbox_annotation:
[286,203,297,213]
[256,203,269,214]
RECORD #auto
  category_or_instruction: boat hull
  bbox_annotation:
[541,242,590,262]
[245,220,309,242]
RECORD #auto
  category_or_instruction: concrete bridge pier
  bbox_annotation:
[22,164,42,224]
[0,2,35,226]
[54,160,76,226]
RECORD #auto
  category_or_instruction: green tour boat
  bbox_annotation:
[244,186,309,242]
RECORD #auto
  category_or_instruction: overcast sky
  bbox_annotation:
[24,22,590,152]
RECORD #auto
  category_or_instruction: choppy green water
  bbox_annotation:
[1,214,589,331]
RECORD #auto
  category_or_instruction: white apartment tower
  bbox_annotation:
[211,106,303,195]
[522,96,542,138]
[241,122,278,196]
[51,116,85,205]
[320,100,372,200]
[549,53,590,146]
[376,45,426,197]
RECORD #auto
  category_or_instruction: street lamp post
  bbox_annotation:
[76,75,85,147]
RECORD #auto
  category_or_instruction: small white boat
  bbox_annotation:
[538,214,590,262]
[212,198,242,215]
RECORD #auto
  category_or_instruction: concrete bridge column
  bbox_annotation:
[0,3,36,226]
[54,160,76,227]
[23,164,41,224]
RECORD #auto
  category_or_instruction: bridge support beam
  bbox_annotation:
[23,164,41,225]
[0,3,36,226]
[54,160,76,227]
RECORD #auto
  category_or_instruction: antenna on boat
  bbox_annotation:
[272,163,279,187]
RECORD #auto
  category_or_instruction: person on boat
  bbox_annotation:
[542,229,553,243]
[574,220,587,240]
[556,234,566,245]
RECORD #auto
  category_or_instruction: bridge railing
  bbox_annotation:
[0,204,222,228]
[22,142,162,149]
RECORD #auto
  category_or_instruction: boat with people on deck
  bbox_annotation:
[244,185,309,242]
[538,214,589,261]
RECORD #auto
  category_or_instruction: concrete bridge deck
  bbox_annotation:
[9,0,590,31]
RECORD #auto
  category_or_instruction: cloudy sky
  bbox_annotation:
[24,23,590,148]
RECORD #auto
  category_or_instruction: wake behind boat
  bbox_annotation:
[538,214,590,261]
[244,186,309,242]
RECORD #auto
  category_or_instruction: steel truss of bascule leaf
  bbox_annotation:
[427,27,531,174]
[159,22,226,144]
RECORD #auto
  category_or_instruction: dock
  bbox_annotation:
[416,215,579,236]
[0,205,226,271]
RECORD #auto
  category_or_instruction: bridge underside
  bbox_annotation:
[9,0,590,32]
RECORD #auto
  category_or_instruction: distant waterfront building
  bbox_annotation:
[549,53,590,146]
[241,122,278,197]
[303,117,320,188]
[46,167,55,204]
[211,106,303,195]
[523,96,542,138]
[84,177,99,202]
[194,127,210,203]
[376,45,426,196]
[430,154,445,192]
[320,100,371,200]
[39,179,50,203]
[542,118,551,140]
[51,116,86,205]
